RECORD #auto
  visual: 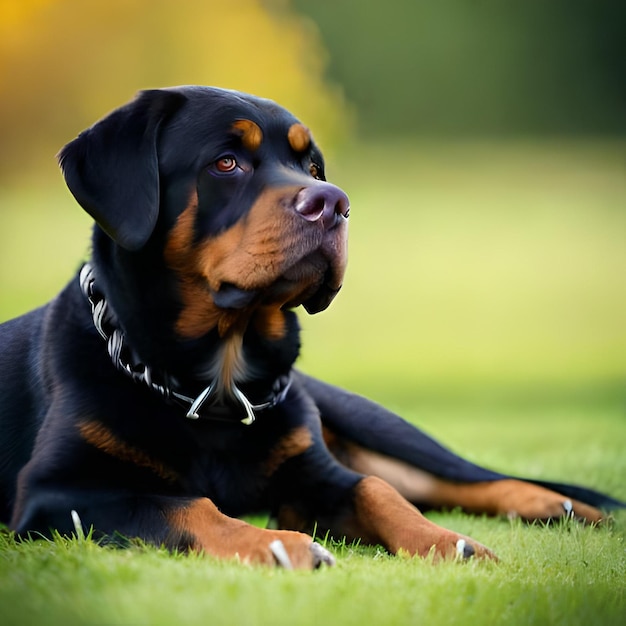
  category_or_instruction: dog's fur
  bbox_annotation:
[0,87,622,568]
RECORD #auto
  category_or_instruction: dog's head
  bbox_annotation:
[59,86,349,340]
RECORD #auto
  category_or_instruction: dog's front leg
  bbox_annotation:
[342,475,497,560]
[165,497,334,568]
[12,489,334,569]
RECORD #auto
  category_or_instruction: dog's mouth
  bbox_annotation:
[210,225,348,315]
[284,233,348,314]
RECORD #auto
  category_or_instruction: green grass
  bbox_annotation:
[1,404,624,626]
[1,140,625,624]
[0,524,624,626]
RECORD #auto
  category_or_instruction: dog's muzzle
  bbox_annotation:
[293,182,350,314]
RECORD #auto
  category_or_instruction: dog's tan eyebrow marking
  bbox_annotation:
[231,119,263,151]
[287,123,311,153]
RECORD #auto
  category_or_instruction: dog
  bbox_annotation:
[0,86,622,568]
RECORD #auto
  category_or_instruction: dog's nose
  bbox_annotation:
[294,183,350,229]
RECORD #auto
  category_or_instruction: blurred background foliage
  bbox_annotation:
[0,0,625,407]
[0,0,348,178]
[293,0,626,138]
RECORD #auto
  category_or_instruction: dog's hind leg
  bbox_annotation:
[296,372,622,522]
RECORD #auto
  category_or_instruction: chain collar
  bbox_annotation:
[78,263,291,425]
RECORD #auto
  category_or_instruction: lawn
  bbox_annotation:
[0,139,625,625]
[1,404,624,626]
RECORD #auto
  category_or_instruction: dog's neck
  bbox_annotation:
[80,258,298,424]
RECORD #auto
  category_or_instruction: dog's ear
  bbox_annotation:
[58,89,187,251]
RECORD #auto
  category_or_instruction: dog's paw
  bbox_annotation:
[242,529,334,569]
[494,480,604,524]
[394,525,497,562]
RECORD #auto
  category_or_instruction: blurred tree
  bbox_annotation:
[0,0,349,181]
[292,0,626,138]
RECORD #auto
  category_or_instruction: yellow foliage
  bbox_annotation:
[0,0,55,37]
[0,0,349,180]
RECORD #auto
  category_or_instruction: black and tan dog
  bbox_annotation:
[0,86,622,568]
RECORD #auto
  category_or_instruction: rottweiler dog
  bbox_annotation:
[0,86,622,568]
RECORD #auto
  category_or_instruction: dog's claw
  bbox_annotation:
[562,499,574,518]
[456,538,475,560]
[310,542,336,568]
[269,539,294,569]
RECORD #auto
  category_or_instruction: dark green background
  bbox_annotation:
[291,0,626,138]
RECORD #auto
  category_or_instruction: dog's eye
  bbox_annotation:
[310,163,322,180]
[215,156,238,173]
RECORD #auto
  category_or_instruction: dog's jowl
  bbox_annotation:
[0,86,622,568]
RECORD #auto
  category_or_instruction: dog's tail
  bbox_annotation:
[296,372,625,510]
